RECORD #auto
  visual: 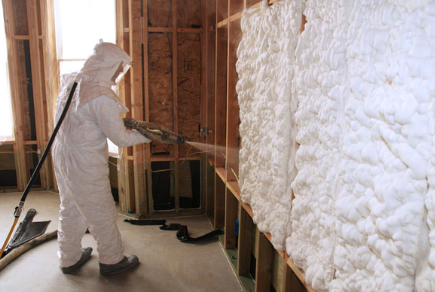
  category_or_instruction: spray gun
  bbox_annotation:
[124,118,185,145]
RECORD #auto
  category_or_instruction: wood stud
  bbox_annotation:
[1,0,55,191]
[210,0,313,291]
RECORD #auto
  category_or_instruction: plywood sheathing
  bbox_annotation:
[148,0,172,27]
[13,0,28,35]
[148,32,174,155]
[0,145,15,171]
[178,32,201,157]
[177,0,201,28]
[116,0,204,215]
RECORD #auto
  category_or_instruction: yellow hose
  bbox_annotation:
[0,217,19,259]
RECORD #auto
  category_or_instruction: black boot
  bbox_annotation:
[60,247,93,274]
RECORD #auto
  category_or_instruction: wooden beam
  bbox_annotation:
[284,262,305,292]
[200,0,208,214]
[41,0,59,190]
[206,162,215,216]
[241,201,254,219]
[224,186,238,248]
[129,0,147,215]
[116,0,128,212]
[214,172,225,229]
[27,0,49,189]
[214,26,227,168]
[255,232,273,292]
[227,180,240,201]
[285,253,315,292]
[3,0,27,190]
[216,0,280,28]
[177,27,202,33]
[226,18,241,182]
[215,166,226,182]
[214,1,227,169]
[142,0,153,216]
[172,0,180,214]
[148,27,202,33]
[206,0,216,171]
[237,203,252,275]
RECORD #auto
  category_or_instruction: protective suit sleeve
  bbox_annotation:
[91,96,151,147]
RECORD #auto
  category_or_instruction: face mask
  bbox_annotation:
[112,62,131,84]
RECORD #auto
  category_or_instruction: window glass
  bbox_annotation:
[0,2,14,142]
[54,0,116,74]
[54,0,119,156]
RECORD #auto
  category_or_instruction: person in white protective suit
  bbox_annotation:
[52,40,151,275]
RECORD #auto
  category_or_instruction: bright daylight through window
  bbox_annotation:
[54,0,119,154]
[0,2,14,143]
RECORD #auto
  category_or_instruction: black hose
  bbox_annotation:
[14,82,78,218]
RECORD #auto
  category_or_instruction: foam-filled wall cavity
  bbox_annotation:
[285,0,351,290]
[236,0,302,251]
[330,1,435,291]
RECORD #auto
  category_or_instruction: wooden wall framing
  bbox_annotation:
[116,0,206,217]
[206,0,315,291]
[0,0,57,191]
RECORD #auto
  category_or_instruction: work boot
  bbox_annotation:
[99,255,139,276]
[60,247,93,274]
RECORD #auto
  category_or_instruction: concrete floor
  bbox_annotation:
[0,191,242,292]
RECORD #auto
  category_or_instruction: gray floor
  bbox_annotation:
[0,191,242,292]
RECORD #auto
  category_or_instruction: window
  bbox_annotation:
[54,0,119,154]
[54,0,116,75]
[0,2,14,143]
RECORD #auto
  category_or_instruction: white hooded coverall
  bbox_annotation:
[53,41,150,267]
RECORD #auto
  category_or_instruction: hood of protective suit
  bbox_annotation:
[81,41,131,86]
[56,41,131,119]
